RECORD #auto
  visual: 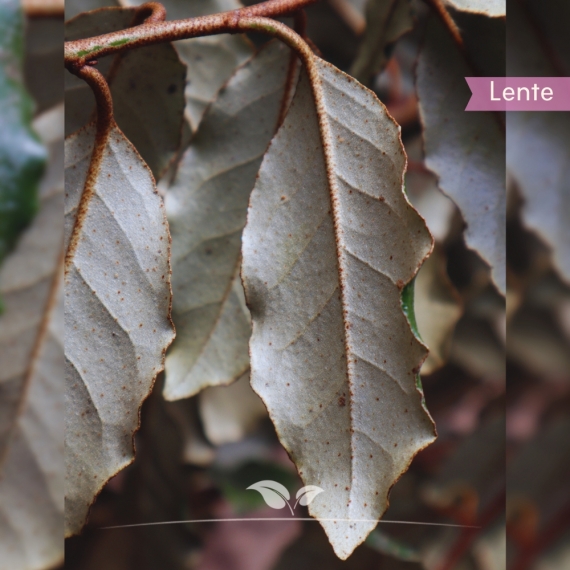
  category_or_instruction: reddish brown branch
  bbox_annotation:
[275,11,306,129]
[510,501,570,570]
[438,488,506,570]
[65,0,319,68]
[132,1,167,25]
[64,66,114,269]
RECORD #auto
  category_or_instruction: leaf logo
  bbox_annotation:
[246,481,324,515]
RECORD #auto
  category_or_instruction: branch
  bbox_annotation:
[65,0,319,70]
[64,65,114,270]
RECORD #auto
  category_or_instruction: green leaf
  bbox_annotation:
[0,0,46,268]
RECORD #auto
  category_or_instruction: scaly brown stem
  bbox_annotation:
[65,0,319,70]
[64,66,114,270]
[275,11,307,129]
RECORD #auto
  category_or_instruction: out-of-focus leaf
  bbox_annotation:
[328,0,367,35]
[163,41,292,400]
[0,104,62,465]
[0,0,46,267]
[164,397,216,465]
[350,0,413,83]
[472,526,506,570]
[507,0,570,283]
[24,15,63,113]
[274,522,423,569]
[417,14,506,294]
[0,104,64,570]
[415,245,462,375]
[405,137,456,244]
[444,0,505,17]
[122,0,242,19]
[508,417,570,521]
[366,528,421,562]
[64,121,175,536]
[508,307,570,381]
[65,0,117,20]
[124,0,253,132]
[199,372,267,446]
[65,7,186,179]
[451,314,504,379]
[241,61,436,559]
[175,35,253,132]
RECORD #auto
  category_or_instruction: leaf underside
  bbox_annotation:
[64,122,174,536]
[241,59,436,559]
[416,15,506,294]
[163,40,293,400]
[507,0,570,283]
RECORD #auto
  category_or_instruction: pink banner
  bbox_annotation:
[465,77,570,111]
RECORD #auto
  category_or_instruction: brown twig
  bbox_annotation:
[437,488,505,570]
[510,501,570,570]
[64,66,114,270]
[420,0,505,133]
[65,0,319,69]
[275,10,306,129]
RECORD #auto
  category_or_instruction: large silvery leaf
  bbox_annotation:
[163,41,292,400]
[241,61,436,559]
[64,121,175,535]
[0,105,64,570]
[444,0,505,17]
[507,0,570,282]
[350,0,413,83]
[0,0,46,266]
[65,8,186,179]
[417,14,505,294]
